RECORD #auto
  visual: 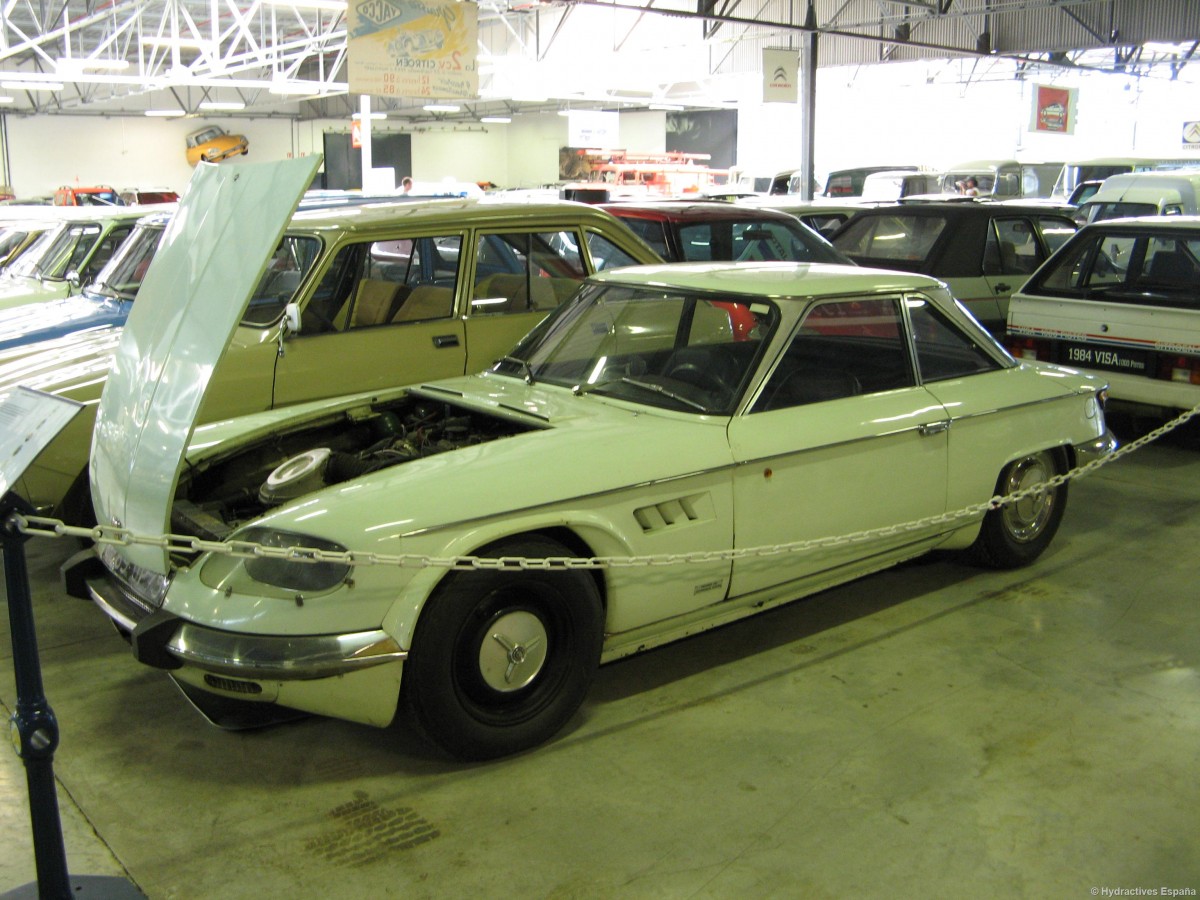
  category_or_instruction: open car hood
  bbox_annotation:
[90,157,321,576]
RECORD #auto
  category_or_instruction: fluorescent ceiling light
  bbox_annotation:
[648,103,684,110]
[0,96,13,104]
[1,80,64,91]
[423,104,460,112]
[145,108,186,117]
[480,116,511,124]
[199,101,246,110]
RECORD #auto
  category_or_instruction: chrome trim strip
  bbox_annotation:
[166,624,407,681]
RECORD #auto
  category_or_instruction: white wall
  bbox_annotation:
[3,63,1195,199]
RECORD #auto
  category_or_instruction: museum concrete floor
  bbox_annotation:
[2,414,1198,899]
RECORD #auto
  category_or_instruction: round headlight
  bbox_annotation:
[239,527,352,592]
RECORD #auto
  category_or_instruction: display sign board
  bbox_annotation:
[1183,121,1200,151]
[0,387,82,499]
[348,0,478,100]
[763,48,798,103]
[1030,84,1077,134]
[568,111,619,149]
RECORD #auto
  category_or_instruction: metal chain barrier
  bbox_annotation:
[10,405,1199,571]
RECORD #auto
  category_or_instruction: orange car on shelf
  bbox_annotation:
[185,125,249,166]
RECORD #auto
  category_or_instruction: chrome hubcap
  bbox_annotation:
[1001,454,1054,542]
[478,610,548,692]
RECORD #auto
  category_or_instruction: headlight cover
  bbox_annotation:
[200,527,352,596]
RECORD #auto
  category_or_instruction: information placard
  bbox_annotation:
[0,387,83,499]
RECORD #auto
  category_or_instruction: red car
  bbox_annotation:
[600,199,852,265]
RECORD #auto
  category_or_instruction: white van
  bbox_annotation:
[1077,170,1200,224]
[938,160,1063,199]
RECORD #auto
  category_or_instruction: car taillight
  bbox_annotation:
[1159,355,1200,385]
[1006,336,1052,362]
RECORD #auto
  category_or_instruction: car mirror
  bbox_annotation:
[65,270,82,288]
[284,302,302,335]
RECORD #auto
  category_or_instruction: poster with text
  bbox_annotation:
[349,0,478,100]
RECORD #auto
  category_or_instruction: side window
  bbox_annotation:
[989,218,1041,276]
[242,235,323,328]
[753,298,913,412]
[586,230,645,270]
[908,295,1002,382]
[471,231,586,316]
[1036,216,1076,255]
[346,236,461,328]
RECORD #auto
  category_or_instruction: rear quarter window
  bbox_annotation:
[833,215,947,264]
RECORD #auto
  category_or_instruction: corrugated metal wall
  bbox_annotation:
[690,0,1200,74]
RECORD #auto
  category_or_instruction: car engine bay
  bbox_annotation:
[170,394,535,543]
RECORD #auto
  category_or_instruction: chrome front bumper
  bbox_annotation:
[84,572,405,681]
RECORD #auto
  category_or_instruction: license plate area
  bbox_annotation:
[1058,341,1153,376]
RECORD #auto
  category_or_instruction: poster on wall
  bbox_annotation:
[1029,84,1077,134]
[348,0,478,100]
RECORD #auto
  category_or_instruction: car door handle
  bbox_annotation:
[994,282,1011,293]
[433,334,460,348]
[918,420,951,436]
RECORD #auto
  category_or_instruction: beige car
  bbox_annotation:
[0,197,660,520]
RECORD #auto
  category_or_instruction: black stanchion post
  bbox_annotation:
[3,496,72,899]
[2,497,145,899]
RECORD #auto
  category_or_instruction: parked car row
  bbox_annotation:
[43,157,1113,762]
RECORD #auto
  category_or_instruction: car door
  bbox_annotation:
[981,215,1076,328]
[726,295,950,599]
[271,233,468,406]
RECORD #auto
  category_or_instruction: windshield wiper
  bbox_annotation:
[497,355,535,384]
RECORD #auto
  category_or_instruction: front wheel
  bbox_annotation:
[969,449,1067,569]
[400,536,603,760]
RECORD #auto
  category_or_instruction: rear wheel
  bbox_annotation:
[401,536,603,760]
[969,450,1067,569]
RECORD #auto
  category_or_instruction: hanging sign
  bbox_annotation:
[348,0,478,100]
[1183,121,1200,151]
[762,48,798,103]
[1029,84,1077,134]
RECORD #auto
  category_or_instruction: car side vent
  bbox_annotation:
[633,492,714,533]
[204,674,263,695]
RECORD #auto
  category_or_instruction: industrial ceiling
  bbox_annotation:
[0,0,1196,122]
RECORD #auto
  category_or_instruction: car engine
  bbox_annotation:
[171,394,535,542]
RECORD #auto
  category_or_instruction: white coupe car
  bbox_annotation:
[71,159,1115,760]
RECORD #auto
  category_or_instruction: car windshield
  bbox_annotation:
[240,235,324,326]
[1084,201,1160,223]
[494,282,779,414]
[9,222,102,280]
[88,222,166,299]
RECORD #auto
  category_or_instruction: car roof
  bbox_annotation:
[1078,214,1200,232]
[844,199,1074,217]
[285,197,629,234]
[590,260,940,297]
[598,200,804,223]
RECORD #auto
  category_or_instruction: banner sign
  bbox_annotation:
[762,48,798,104]
[1030,84,1077,134]
[348,0,478,100]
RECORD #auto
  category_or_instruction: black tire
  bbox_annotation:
[401,536,603,760]
[969,449,1067,569]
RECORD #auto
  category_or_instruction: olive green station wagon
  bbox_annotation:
[0,189,661,521]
